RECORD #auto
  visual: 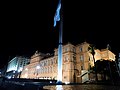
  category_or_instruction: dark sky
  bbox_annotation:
[0,1,119,68]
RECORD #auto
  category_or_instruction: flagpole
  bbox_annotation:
[57,0,63,84]
[53,0,63,83]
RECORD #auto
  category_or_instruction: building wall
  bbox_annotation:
[7,57,18,72]
[20,42,115,83]
[17,56,30,72]
[21,42,90,83]
[89,49,116,67]
[6,56,30,78]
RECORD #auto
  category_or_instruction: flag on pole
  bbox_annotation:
[54,0,61,27]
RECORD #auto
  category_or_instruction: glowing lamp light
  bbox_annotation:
[13,70,15,73]
[20,67,23,71]
[18,67,23,72]
[50,81,52,83]
[65,81,70,85]
[7,76,11,79]
[36,65,40,69]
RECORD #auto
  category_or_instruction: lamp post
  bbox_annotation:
[36,65,40,79]
[18,67,23,78]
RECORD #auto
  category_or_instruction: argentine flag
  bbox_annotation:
[54,0,61,27]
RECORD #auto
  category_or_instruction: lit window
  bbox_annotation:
[80,55,84,61]
[64,56,68,62]
[80,47,82,52]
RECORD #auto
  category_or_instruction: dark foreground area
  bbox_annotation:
[0,77,55,90]
[0,78,120,90]
[0,82,46,90]
[1,82,120,90]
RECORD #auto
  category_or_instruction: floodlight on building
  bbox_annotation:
[65,81,70,85]
[13,70,16,73]
[20,67,23,71]
[50,81,52,83]
[7,76,11,79]
[36,65,40,69]
[18,67,23,72]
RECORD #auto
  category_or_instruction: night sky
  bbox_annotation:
[0,1,119,68]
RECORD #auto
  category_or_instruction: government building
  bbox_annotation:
[6,56,30,78]
[20,42,115,83]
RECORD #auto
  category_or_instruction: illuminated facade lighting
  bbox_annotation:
[20,42,116,83]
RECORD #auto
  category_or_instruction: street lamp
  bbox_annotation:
[18,67,23,78]
[36,65,40,79]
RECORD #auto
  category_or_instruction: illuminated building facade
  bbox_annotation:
[89,49,116,67]
[20,42,115,83]
[6,56,30,78]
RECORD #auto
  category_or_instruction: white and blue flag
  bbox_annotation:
[54,0,61,27]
